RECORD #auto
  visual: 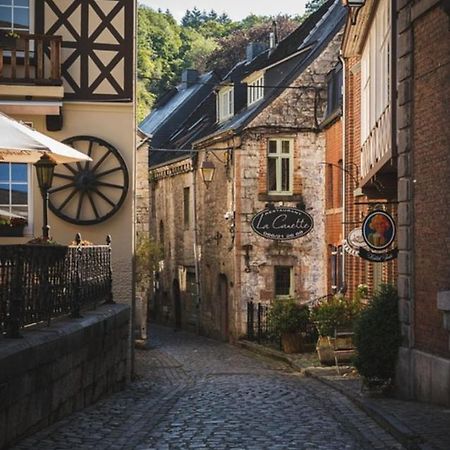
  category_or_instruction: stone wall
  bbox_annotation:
[0,304,130,449]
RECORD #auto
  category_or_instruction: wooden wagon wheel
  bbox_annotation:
[48,136,129,225]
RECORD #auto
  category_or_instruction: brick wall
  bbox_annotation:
[412,5,450,358]
[324,118,343,294]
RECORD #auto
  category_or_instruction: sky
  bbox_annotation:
[140,0,308,22]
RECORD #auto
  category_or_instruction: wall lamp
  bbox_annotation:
[342,0,365,25]
[200,150,232,185]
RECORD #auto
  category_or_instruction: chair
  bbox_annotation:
[329,328,355,375]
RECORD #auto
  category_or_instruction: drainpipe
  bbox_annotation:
[339,52,347,292]
[191,152,202,334]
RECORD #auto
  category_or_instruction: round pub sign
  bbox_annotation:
[251,207,314,240]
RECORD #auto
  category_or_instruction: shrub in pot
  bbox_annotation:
[267,298,310,353]
[353,284,401,395]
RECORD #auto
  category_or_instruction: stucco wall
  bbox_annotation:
[5,102,135,305]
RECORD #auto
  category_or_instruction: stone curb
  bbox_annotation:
[303,369,425,450]
[237,339,424,450]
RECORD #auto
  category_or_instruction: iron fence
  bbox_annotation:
[0,234,113,338]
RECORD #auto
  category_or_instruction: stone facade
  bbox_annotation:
[0,304,130,449]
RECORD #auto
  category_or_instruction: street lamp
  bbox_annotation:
[342,0,365,25]
[34,153,56,240]
[200,159,216,185]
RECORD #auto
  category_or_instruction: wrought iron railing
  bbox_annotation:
[0,234,113,338]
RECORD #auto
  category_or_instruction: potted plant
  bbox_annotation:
[310,294,363,364]
[267,298,310,353]
[0,31,23,50]
[0,216,27,237]
[353,284,401,396]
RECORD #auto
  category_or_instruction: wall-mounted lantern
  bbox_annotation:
[342,0,365,25]
[200,159,216,184]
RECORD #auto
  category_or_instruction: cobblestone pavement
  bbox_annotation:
[12,325,404,450]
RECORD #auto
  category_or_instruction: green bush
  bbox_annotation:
[353,284,401,382]
[310,295,363,337]
[267,298,310,338]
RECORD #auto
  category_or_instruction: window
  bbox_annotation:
[0,0,30,33]
[337,160,343,207]
[247,75,264,105]
[159,220,165,257]
[183,186,190,229]
[0,163,30,234]
[330,245,344,292]
[267,139,293,194]
[361,0,391,143]
[325,63,343,117]
[274,266,293,297]
[217,87,234,122]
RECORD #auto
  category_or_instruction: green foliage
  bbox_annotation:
[353,284,402,382]
[311,295,363,337]
[305,0,327,15]
[137,6,301,117]
[135,234,163,291]
[267,298,310,337]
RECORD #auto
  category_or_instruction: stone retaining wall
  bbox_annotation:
[0,304,130,449]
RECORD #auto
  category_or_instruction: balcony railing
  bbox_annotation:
[360,104,392,180]
[0,235,113,338]
[0,33,62,85]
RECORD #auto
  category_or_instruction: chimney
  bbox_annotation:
[181,69,198,89]
[246,42,267,63]
[269,21,278,49]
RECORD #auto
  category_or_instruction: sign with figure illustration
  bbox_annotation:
[251,207,314,240]
[362,210,396,251]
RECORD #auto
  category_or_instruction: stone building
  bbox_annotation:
[342,0,450,406]
[141,0,346,340]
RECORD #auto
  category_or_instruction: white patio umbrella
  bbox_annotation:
[0,112,91,164]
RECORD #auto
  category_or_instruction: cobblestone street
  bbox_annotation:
[12,325,403,450]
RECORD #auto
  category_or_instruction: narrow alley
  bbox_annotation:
[12,326,402,450]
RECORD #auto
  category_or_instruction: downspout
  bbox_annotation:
[191,152,201,335]
[339,51,347,292]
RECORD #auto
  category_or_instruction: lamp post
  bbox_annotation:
[34,153,56,240]
[342,0,365,25]
[200,159,216,185]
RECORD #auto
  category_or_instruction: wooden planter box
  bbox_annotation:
[281,332,303,354]
[0,225,25,237]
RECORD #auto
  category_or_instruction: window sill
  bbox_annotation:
[258,193,303,203]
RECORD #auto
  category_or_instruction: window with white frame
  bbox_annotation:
[0,163,30,234]
[360,0,391,144]
[274,266,293,298]
[267,138,293,194]
[247,74,264,105]
[217,87,234,122]
[0,0,31,34]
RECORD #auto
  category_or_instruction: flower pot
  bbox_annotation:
[0,224,25,237]
[281,332,303,354]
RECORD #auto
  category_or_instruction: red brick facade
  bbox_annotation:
[412,5,450,359]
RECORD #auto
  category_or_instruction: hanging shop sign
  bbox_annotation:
[357,209,398,262]
[343,227,370,256]
[251,207,314,240]
[362,210,396,251]
[358,247,399,262]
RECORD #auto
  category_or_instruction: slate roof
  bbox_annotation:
[140,0,345,168]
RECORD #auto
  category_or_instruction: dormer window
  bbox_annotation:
[247,75,264,106]
[217,86,234,122]
[0,0,30,34]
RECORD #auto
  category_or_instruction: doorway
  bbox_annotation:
[173,279,182,330]
[218,274,229,340]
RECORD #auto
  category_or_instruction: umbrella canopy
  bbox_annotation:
[0,112,92,164]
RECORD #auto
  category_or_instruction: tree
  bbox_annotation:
[305,0,327,15]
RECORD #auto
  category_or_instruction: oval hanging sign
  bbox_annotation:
[251,207,314,240]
